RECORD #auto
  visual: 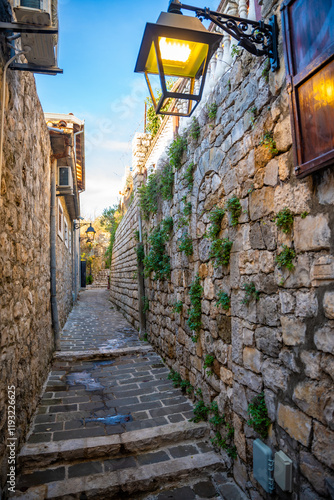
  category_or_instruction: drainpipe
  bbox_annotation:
[50,158,60,350]
[137,210,146,339]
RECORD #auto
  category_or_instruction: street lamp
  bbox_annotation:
[85,224,96,242]
[135,0,278,117]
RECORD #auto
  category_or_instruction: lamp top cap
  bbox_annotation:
[156,11,209,33]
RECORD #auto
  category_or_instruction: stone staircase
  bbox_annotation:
[12,421,238,499]
[88,269,110,289]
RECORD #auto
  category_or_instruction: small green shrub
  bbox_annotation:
[189,116,200,140]
[204,355,215,376]
[209,402,226,427]
[182,199,192,218]
[184,162,195,191]
[211,431,237,458]
[231,44,241,57]
[143,225,171,281]
[180,379,194,395]
[207,103,218,121]
[168,136,187,170]
[142,296,149,313]
[161,217,174,239]
[209,402,236,458]
[276,245,296,271]
[209,238,233,267]
[260,131,278,155]
[274,207,294,233]
[168,369,182,387]
[178,232,193,256]
[301,211,308,219]
[247,392,271,439]
[242,282,260,305]
[187,274,203,336]
[177,215,189,229]
[138,173,160,220]
[136,243,145,264]
[216,291,230,311]
[207,207,226,240]
[226,195,242,226]
[134,230,140,242]
[173,300,183,314]
[160,162,174,201]
[190,400,210,423]
[86,275,93,285]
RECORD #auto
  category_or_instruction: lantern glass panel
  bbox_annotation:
[145,37,209,78]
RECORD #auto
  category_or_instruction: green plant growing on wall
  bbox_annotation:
[135,242,145,264]
[177,214,189,229]
[189,116,201,140]
[190,400,210,423]
[180,379,194,395]
[100,204,123,268]
[142,296,149,313]
[182,197,192,218]
[260,131,278,155]
[160,162,174,201]
[187,274,203,341]
[276,245,296,271]
[226,195,242,226]
[207,207,226,240]
[168,135,187,170]
[184,162,195,191]
[138,173,160,220]
[248,106,258,128]
[173,300,183,313]
[216,291,230,311]
[145,80,175,136]
[301,211,308,219]
[247,392,271,439]
[209,238,233,268]
[242,282,260,305]
[178,232,193,256]
[274,207,294,233]
[207,102,218,120]
[161,216,174,239]
[134,230,140,242]
[143,225,171,281]
[204,354,215,376]
[168,369,182,387]
[209,402,237,458]
[231,43,241,57]
[261,58,271,83]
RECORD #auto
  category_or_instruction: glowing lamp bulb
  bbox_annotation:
[159,37,191,63]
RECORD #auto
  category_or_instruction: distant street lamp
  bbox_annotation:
[135,0,278,117]
[85,224,96,242]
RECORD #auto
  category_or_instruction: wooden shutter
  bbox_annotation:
[281,0,334,177]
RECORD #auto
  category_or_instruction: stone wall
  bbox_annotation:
[110,0,334,498]
[0,0,54,491]
[56,198,73,328]
[110,186,141,330]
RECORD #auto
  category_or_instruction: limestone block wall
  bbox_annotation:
[56,199,73,327]
[0,0,54,490]
[110,188,140,330]
[110,0,334,497]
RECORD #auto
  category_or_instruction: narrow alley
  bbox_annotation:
[12,289,245,500]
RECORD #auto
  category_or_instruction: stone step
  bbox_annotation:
[19,421,209,472]
[14,448,225,499]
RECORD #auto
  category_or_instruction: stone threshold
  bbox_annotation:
[13,452,223,499]
[19,421,209,471]
[54,345,153,362]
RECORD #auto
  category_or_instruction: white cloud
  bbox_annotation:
[100,140,131,152]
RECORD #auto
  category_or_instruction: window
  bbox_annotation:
[58,200,63,239]
[69,228,72,253]
[64,218,68,248]
[281,0,334,177]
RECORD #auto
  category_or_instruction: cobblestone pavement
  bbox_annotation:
[13,289,247,500]
[60,288,141,351]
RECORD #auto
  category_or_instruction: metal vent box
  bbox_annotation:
[274,451,292,492]
[253,439,274,493]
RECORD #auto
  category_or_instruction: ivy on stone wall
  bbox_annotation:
[226,195,242,227]
[178,231,193,256]
[168,136,187,170]
[143,218,173,281]
[184,162,195,192]
[138,174,160,221]
[187,274,203,341]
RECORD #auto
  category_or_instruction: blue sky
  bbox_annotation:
[36,0,218,218]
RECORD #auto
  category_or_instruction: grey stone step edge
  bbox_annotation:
[53,345,153,362]
[19,421,209,472]
[13,451,224,500]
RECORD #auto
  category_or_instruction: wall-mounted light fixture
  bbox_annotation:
[74,222,96,243]
[135,0,279,117]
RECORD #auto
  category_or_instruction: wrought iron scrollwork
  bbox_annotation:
[168,1,279,71]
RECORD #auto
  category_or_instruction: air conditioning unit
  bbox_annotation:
[58,166,73,190]
[13,0,59,68]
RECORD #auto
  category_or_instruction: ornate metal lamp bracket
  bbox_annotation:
[168,1,279,71]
